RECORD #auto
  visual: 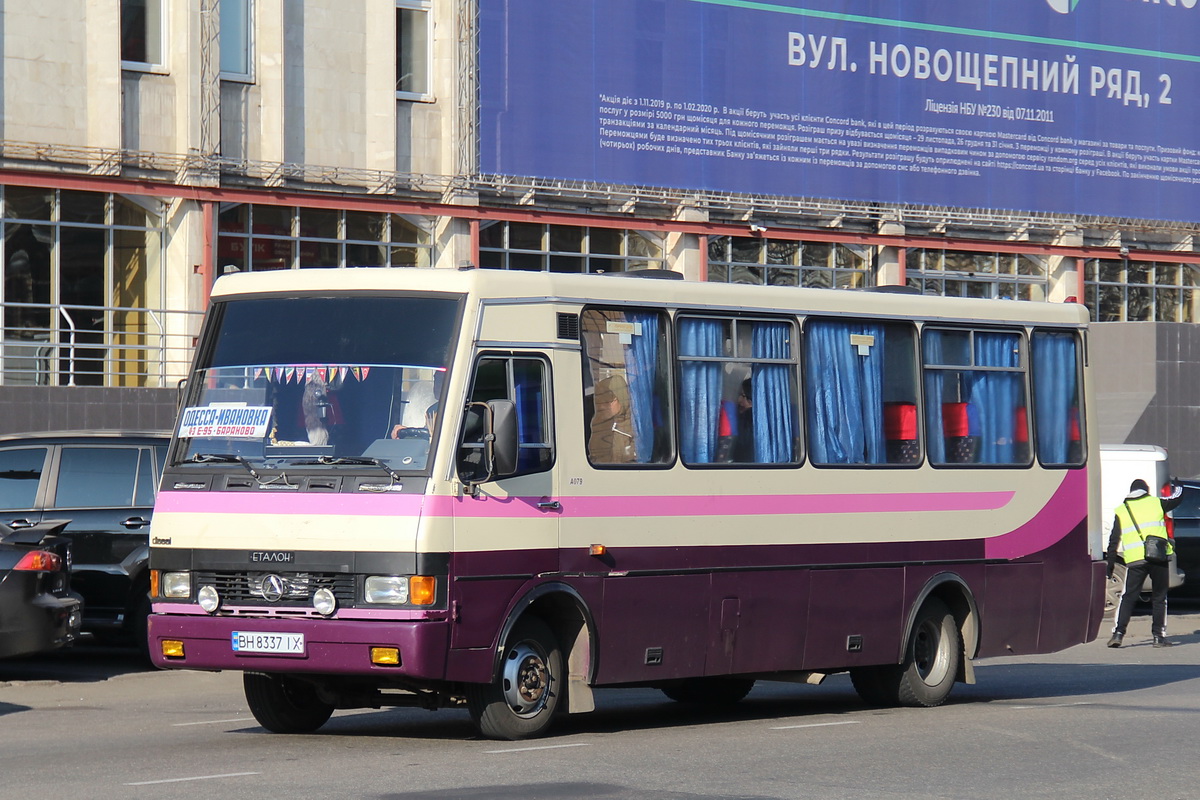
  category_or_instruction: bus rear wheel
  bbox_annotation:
[661,677,755,705]
[243,672,334,733]
[467,616,563,741]
[896,597,960,707]
[850,597,960,708]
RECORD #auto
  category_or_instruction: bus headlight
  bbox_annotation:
[365,576,409,604]
[313,587,337,616]
[197,585,220,613]
[162,572,192,599]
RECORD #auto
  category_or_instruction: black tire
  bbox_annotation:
[849,666,895,707]
[243,673,334,734]
[895,597,960,707]
[661,677,755,705]
[130,590,152,664]
[851,597,961,708]
[467,616,563,740]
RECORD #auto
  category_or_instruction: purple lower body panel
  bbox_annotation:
[148,613,450,679]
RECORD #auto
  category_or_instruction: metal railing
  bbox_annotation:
[1,302,204,388]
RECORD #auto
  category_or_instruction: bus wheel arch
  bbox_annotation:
[850,574,978,709]
[908,573,980,684]
[479,584,597,727]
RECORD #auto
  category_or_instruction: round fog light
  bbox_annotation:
[313,587,337,616]
[198,585,221,613]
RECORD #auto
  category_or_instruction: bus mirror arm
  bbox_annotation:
[460,400,520,495]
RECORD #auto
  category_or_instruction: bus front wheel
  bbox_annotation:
[243,672,334,733]
[467,616,563,740]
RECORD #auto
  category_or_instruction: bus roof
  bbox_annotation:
[210,267,1088,326]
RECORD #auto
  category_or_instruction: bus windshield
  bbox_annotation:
[174,294,460,472]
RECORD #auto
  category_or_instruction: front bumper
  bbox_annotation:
[148,613,450,678]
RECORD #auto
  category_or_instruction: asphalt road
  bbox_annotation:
[3,607,1200,800]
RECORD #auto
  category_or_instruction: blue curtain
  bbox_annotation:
[922,330,948,464]
[751,321,795,463]
[1032,332,1077,464]
[966,332,1022,464]
[805,321,886,464]
[623,312,659,464]
[679,318,723,463]
[513,370,541,472]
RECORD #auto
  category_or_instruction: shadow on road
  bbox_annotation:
[0,640,152,684]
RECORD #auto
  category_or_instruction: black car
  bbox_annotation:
[0,519,82,659]
[1169,479,1200,596]
[0,430,170,651]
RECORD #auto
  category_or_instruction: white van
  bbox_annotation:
[1099,444,1185,614]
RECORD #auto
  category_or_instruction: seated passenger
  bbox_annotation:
[589,375,635,464]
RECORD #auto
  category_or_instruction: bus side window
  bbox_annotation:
[581,308,673,467]
[922,327,1028,466]
[805,319,918,466]
[457,356,552,482]
[677,315,800,467]
[1031,330,1084,466]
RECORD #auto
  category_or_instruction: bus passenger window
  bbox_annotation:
[922,328,1028,466]
[1031,330,1084,466]
[805,319,918,466]
[457,356,552,481]
[677,316,799,467]
[581,308,672,466]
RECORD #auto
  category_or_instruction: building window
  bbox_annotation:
[121,0,164,67]
[220,0,253,79]
[1084,258,1199,322]
[479,222,666,273]
[216,204,434,273]
[396,1,430,98]
[707,237,871,288]
[1,187,169,388]
[905,249,1048,300]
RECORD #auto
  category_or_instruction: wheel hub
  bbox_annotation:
[502,641,551,716]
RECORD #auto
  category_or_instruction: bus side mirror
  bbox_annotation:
[458,399,519,492]
[488,399,519,479]
[176,378,188,409]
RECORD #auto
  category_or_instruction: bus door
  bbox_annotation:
[450,352,559,650]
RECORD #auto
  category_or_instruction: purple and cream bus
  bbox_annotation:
[148,267,1104,740]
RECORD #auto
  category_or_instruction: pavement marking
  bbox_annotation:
[1009,702,1094,710]
[125,772,260,786]
[172,717,250,727]
[771,720,862,730]
[485,742,592,754]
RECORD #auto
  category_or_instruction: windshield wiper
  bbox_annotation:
[291,455,404,483]
[188,452,262,480]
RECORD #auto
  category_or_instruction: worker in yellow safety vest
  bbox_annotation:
[1106,478,1183,648]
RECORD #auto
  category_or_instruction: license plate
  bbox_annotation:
[231,631,304,654]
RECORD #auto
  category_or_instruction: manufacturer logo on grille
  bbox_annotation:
[251,551,295,563]
[259,574,289,603]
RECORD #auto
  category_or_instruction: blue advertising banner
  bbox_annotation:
[479,0,1200,222]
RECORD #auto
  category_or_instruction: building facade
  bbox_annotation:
[2,1,1199,471]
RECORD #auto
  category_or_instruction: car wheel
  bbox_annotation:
[131,590,152,664]
[467,616,562,740]
[243,672,334,733]
[661,677,755,705]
